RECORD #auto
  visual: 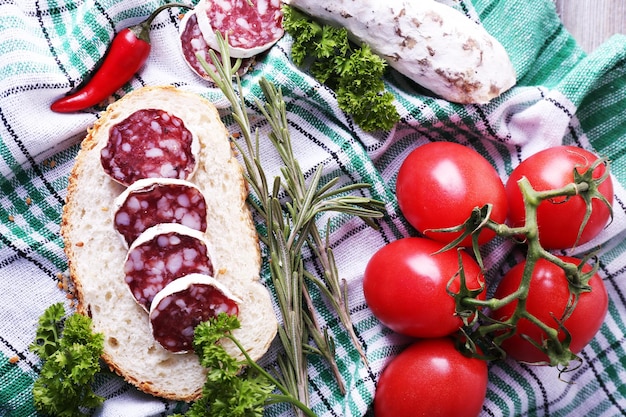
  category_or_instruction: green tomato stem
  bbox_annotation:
[457,170,605,367]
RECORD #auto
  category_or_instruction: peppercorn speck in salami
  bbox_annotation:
[101,109,199,186]
[195,0,284,59]
[124,224,216,311]
[149,274,240,353]
[113,178,208,246]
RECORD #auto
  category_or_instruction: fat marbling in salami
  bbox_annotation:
[101,109,199,186]
[113,178,208,246]
[195,0,284,59]
[149,273,240,353]
[123,223,216,311]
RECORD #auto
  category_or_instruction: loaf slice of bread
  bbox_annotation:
[61,85,278,401]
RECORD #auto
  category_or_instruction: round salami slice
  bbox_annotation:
[100,109,200,186]
[113,178,208,246]
[123,223,216,311]
[179,10,254,81]
[149,273,240,353]
[195,0,284,59]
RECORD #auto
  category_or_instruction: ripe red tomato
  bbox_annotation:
[396,141,508,246]
[375,337,488,417]
[492,256,608,364]
[505,145,613,249]
[363,237,484,338]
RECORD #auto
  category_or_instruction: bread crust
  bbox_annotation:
[61,86,277,401]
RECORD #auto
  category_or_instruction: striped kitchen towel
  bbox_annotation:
[1,0,625,416]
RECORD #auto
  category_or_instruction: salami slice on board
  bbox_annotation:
[149,273,240,353]
[113,178,208,246]
[195,0,284,59]
[123,223,216,311]
[100,109,200,186]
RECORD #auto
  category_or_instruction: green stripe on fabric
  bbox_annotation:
[580,92,626,142]
[523,28,583,89]
[0,355,37,417]
[0,162,68,270]
[551,360,610,416]
[251,71,347,135]
[602,299,626,348]
[587,331,626,396]
[578,48,626,176]
[47,0,109,76]
[0,60,60,78]
[501,362,544,415]
[485,370,515,416]
[590,111,626,158]
[0,135,19,173]
[558,64,622,109]
[68,11,108,71]
[595,237,626,277]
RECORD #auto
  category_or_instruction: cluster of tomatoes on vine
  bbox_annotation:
[363,141,614,417]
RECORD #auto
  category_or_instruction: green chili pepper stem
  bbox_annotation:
[130,3,192,44]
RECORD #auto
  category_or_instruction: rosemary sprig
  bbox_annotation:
[199,32,385,412]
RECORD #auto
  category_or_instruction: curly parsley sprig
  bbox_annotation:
[30,303,104,417]
[282,5,400,132]
[175,314,316,417]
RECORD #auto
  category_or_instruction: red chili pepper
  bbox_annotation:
[50,3,191,113]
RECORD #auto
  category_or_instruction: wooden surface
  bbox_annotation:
[554,0,626,52]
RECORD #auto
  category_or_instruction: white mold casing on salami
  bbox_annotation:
[283,0,516,104]
[100,108,201,186]
[113,177,208,247]
[195,0,284,59]
[61,86,278,401]
[123,223,218,312]
[149,273,242,353]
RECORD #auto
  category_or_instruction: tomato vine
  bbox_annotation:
[449,155,613,369]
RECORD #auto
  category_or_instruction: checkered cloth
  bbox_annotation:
[1,0,626,416]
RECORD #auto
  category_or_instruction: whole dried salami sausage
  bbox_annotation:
[123,224,216,311]
[101,109,199,186]
[195,0,284,59]
[113,178,208,246]
[283,0,516,104]
[149,274,240,353]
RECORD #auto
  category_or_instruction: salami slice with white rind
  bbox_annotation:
[123,223,217,311]
[195,0,284,59]
[101,108,200,186]
[179,11,254,81]
[149,273,241,353]
[113,178,208,247]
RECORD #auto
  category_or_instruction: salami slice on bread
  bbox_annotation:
[112,178,209,247]
[61,86,278,401]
